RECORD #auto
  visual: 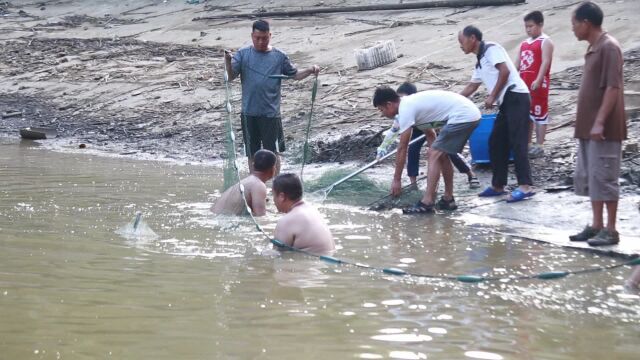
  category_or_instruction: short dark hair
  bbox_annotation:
[372,86,400,107]
[252,19,270,32]
[253,149,277,172]
[273,173,303,201]
[524,11,544,24]
[574,1,603,27]
[462,25,483,41]
[396,82,417,96]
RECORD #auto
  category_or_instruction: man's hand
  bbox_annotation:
[590,122,605,141]
[484,94,496,110]
[531,79,542,91]
[224,49,233,61]
[391,178,402,197]
[310,65,320,76]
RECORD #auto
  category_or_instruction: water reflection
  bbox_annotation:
[1,138,639,359]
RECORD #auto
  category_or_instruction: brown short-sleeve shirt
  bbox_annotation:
[575,33,627,141]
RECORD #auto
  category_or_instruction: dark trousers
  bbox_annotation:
[489,90,533,187]
[407,128,471,177]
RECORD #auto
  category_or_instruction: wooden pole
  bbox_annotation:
[193,0,526,21]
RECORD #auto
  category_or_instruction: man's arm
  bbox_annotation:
[249,183,268,217]
[591,86,619,140]
[459,82,481,98]
[391,130,412,196]
[293,65,320,81]
[274,216,295,247]
[485,62,510,109]
[532,39,554,90]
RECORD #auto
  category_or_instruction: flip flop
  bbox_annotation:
[478,186,506,197]
[506,188,536,203]
[402,201,435,214]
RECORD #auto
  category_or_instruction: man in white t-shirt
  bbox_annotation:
[373,87,481,214]
[458,25,535,203]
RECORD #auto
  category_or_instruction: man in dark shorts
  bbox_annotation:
[458,25,535,203]
[224,19,320,172]
[568,2,627,246]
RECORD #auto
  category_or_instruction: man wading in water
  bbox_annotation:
[273,173,334,254]
[211,150,277,216]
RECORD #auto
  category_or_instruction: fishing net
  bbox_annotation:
[299,75,318,184]
[222,61,240,191]
[304,168,388,205]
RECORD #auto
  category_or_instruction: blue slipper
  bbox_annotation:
[478,186,507,197]
[506,188,536,203]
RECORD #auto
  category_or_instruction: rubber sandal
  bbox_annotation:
[435,196,458,211]
[506,188,536,203]
[478,186,506,197]
[402,201,435,214]
[468,176,481,189]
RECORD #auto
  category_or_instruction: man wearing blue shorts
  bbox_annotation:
[224,19,319,172]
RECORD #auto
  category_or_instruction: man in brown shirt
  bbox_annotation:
[569,2,627,246]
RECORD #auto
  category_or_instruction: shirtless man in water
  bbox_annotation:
[211,149,277,216]
[272,173,334,254]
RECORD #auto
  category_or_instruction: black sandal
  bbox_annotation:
[435,196,458,211]
[468,176,480,189]
[402,201,435,214]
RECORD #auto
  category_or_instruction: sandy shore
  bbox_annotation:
[0,0,639,188]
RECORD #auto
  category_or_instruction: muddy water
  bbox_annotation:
[1,137,639,360]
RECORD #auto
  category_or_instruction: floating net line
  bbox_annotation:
[271,239,640,284]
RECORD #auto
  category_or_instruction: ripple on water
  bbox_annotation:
[427,327,448,335]
[381,299,405,306]
[389,351,428,359]
[464,351,504,360]
[359,354,383,359]
[371,334,433,343]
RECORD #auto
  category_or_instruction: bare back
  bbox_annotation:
[274,202,334,255]
[211,175,267,216]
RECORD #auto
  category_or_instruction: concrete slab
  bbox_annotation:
[457,190,640,258]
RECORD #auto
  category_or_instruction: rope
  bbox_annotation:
[271,238,640,283]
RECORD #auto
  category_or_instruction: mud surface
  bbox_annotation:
[0,0,639,189]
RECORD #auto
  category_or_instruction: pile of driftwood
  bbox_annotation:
[193,0,526,21]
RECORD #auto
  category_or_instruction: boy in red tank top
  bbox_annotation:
[516,11,554,158]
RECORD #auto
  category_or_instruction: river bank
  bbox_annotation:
[1,0,639,190]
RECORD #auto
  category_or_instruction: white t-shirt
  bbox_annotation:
[471,41,529,104]
[396,90,481,133]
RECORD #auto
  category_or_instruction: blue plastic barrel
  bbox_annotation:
[469,114,496,164]
[469,114,514,164]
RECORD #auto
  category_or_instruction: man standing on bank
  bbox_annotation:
[569,2,627,246]
[458,25,535,203]
[224,20,320,172]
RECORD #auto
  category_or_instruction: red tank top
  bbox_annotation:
[518,35,551,94]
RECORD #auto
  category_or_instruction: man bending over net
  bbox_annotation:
[211,149,277,216]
